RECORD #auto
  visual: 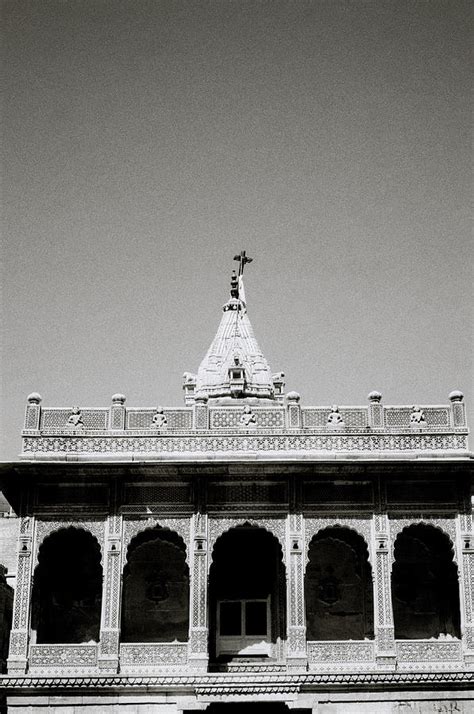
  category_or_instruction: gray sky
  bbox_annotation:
[2,0,472,460]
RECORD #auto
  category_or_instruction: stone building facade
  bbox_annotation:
[0,265,473,713]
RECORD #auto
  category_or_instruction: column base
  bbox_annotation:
[376,653,397,668]
[188,654,208,672]
[7,657,28,675]
[286,655,308,672]
[97,656,119,673]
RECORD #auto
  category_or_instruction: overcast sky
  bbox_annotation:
[2,0,472,459]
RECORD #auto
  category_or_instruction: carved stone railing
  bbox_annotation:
[306,641,375,670]
[396,639,463,669]
[28,643,98,671]
[21,392,468,460]
[119,643,188,670]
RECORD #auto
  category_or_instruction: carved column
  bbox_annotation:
[373,514,396,666]
[7,516,34,674]
[286,513,307,670]
[188,512,208,671]
[98,483,123,672]
[459,507,474,664]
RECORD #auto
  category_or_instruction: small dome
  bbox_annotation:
[367,390,382,403]
[286,391,300,402]
[448,390,464,402]
[27,392,42,404]
[111,393,126,404]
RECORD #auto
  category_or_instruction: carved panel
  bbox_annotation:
[123,517,191,554]
[120,643,188,666]
[34,519,105,561]
[305,517,373,564]
[126,409,192,430]
[208,517,286,560]
[307,641,375,663]
[396,640,462,662]
[389,518,457,564]
[210,408,285,429]
[41,408,108,430]
[22,431,469,455]
[29,644,98,667]
[8,631,27,656]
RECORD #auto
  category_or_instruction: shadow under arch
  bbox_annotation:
[121,526,189,643]
[31,526,102,644]
[391,523,460,640]
[208,523,286,667]
[305,526,374,641]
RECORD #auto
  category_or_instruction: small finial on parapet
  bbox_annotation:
[112,393,126,405]
[368,391,382,403]
[449,390,464,402]
[27,392,42,404]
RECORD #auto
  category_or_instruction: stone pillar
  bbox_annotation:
[188,512,208,671]
[286,391,301,428]
[24,392,42,430]
[286,513,307,670]
[459,508,474,664]
[367,391,383,428]
[98,481,123,672]
[110,393,126,430]
[193,394,209,430]
[373,514,396,666]
[449,390,466,427]
[7,516,34,674]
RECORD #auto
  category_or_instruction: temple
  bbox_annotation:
[0,258,473,713]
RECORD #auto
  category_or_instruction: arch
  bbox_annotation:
[391,523,460,640]
[0,564,13,673]
[31,527,102,644]
[208,524,286,666]
[121,526,189,643]
[390,519,457,565]
[209,518,286,563]
[305,526,374,641]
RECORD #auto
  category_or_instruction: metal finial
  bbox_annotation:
[233,250,253,277]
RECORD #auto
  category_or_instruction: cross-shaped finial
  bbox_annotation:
[233,250,253,277]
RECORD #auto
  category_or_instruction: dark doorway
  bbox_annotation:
[121,527,189,643]
[31,527,102,644]
[204,704,305,713]
[305,527,374,641]
[392,524,460,639]
[209,525,286,664]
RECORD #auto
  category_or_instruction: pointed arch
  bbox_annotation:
[31,527,102,644]
[121,525,189,643]
[208,524,286,665]
[305,526,374,641]
[391,523,460,640]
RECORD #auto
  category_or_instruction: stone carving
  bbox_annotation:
[389,518,457,564]
[123,517,191,555]
[23,431,468,456]
[29,644,98,667]
[305,518,373,564]
[307,641,375,663]
[396,640,462,662]
[327,405,345,430]
[66,406,84,430]
[151,407,167,429]
[34,519,105,560]
[410,405,426,427]
[240,404,257,427]
[120,643,188,666]
[208,517,286,561]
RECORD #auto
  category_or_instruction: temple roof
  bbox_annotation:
[194,274,277,401]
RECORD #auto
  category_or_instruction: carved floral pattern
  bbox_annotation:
[120,643,188,666]
[29,644,98,667]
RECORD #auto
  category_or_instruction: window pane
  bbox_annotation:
[245,601,267,636]
[220,602,241,636]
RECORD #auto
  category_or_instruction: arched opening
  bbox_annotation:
[31,528,102,644]
[209,525,286,664]
[121,527,189,643]
[305,527,374,641]
[392,524,460,639]
[0,565,13,673]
